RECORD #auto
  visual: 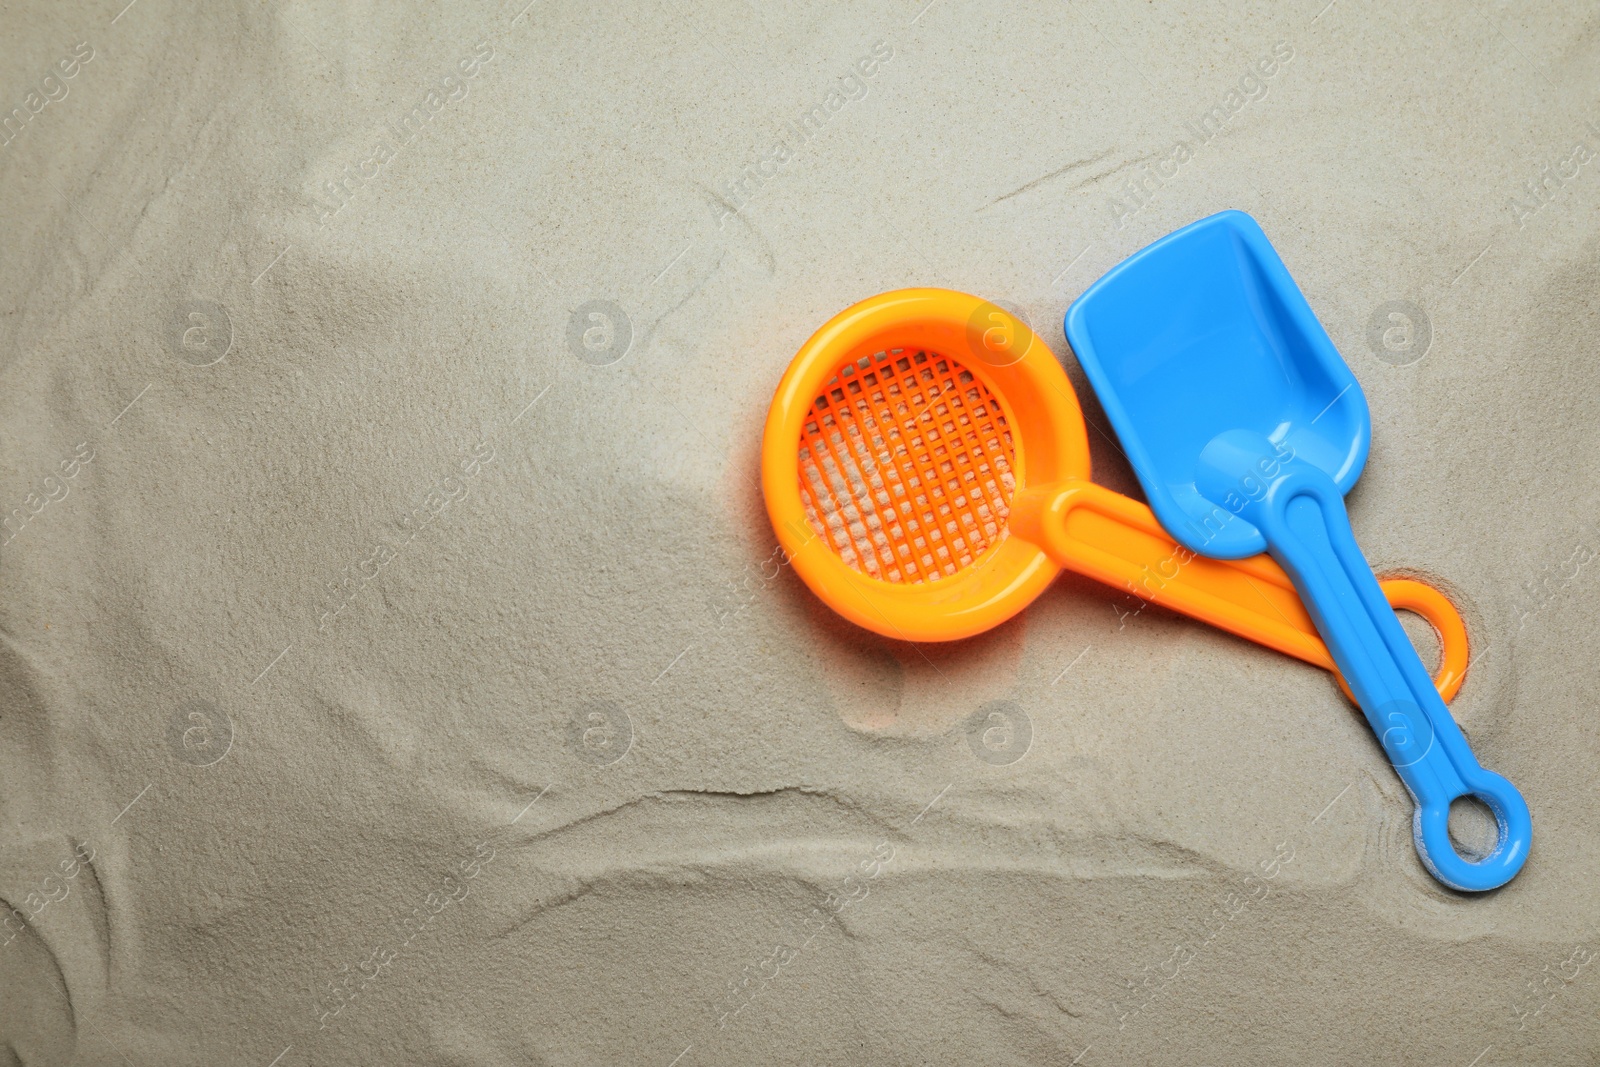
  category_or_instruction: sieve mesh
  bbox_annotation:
[797,348,1016,584]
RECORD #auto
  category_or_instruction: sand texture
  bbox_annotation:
[1,1,1598,1064]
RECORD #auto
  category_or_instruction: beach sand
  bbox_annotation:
[1,1,1597,1064]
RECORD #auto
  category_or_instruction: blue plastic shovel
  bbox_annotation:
[1065,210,1530,891]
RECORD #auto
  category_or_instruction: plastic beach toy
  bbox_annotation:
[1065,211,1529,891]
[761,288,1468,705]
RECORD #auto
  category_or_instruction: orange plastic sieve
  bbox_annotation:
[760,288,1467,702]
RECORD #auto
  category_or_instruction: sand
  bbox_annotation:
[1,1,1597,1064]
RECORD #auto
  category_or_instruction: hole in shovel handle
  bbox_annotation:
[1448,795,1499,860]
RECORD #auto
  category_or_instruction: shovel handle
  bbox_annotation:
[1008,480,1466,702]
[1194,429,1529,892]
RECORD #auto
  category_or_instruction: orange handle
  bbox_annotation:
[1009,481,1466,702]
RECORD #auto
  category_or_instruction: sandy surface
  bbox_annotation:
[1,1,1598,1064]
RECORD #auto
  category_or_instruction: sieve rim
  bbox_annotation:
[761,288,1091,642]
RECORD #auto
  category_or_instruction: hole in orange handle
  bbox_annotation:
[1334,577,1468,705]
